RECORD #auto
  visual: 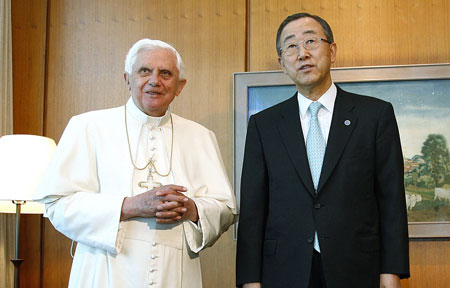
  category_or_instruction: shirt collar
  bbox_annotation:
[297,83,337,118]
[126,97,171,127]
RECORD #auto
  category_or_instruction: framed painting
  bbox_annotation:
[234,63,450,238]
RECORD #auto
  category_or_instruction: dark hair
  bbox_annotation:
[276,12,334,57]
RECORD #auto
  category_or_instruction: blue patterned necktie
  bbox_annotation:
[306,102,326,252]
[306,102,326,191]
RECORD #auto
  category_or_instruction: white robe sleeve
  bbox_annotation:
[178,127,237,253]
[34,115,126,254]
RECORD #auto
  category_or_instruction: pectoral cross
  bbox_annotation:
[138,165,162,190]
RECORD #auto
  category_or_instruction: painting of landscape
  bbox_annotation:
[340,79,450,223]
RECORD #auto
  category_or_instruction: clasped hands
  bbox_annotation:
[121,184,198,223]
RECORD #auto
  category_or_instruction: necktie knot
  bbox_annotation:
[309,102,322,118]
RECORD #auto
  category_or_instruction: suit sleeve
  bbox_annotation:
[375,103,410,278]
[236,116,268,286]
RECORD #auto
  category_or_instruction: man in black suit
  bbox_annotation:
[236,13,410,288]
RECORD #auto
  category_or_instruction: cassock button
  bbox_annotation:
[307,237,314,243]
[152,242,156,247]
[344,120,351,126]
[314,203,321,209]
[151,255,156,259]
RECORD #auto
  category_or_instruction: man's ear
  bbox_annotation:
[176,79,187,96]
[124,73,131,91]
[278,57,288,74]
[329,42,337,64]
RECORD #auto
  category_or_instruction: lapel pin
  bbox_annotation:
[344,120,351,126]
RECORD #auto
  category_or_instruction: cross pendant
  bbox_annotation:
[137,168,162,189]
[138,181,162,189]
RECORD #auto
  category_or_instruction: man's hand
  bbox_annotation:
[155,188,199,224]
[380,274,401,288]
[243,283,261,288]
[120,185,187,221]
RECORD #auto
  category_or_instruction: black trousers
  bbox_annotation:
[308,250,327,288]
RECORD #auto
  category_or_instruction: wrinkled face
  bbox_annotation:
[278,17,336,97]
[124,48,186,116]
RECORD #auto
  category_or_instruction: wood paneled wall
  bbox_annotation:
[12,0,47,135]
[249,0,450,70]
[10,0,450,287]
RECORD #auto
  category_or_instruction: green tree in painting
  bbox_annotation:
[421,134,450,187]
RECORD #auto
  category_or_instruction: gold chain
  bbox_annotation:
[124,105,173,177]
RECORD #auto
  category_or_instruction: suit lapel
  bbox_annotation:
[277,95,316,197]
[317,88,357,192]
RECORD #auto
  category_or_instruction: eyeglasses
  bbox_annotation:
[280,37,332,56]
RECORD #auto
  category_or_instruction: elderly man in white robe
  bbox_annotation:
[34,38,237,288]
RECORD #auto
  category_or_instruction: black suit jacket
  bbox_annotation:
[236,87,410,288]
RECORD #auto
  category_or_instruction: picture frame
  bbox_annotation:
[234,63,450,238]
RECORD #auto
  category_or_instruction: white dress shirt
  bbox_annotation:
[297,83,337,253]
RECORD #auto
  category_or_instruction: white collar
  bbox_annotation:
[126,98,171,127]
[297,83,336,118]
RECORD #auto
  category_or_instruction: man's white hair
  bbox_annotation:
[124,38,185,80]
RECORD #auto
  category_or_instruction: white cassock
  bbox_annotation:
[34,98,237,288]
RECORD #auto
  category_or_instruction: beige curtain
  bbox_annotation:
[0,0,15,287]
